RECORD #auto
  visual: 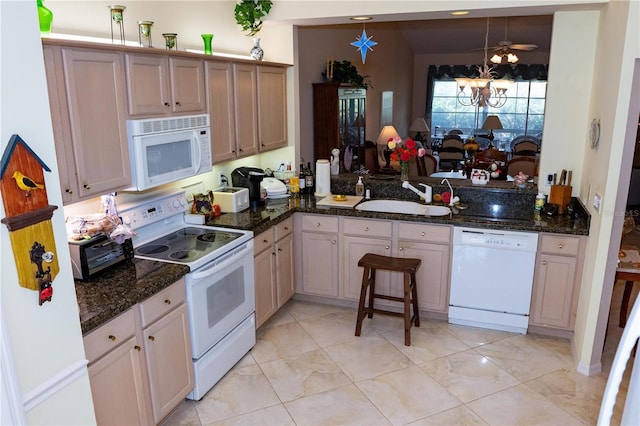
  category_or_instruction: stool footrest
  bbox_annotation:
[371,293,413,304]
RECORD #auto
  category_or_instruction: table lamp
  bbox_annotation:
[409,117,430,143]
[377,125,400,173]
[481,115,503,148]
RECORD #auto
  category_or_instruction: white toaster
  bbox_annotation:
[212,187,250,213]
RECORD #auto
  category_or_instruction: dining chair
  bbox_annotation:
[476,148,507,163]
[415,153,437,176]
[507,157,537,177]
[512,140,540,157]
[437,138,464,170]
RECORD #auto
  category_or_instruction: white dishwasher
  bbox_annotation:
[449,227,539,334]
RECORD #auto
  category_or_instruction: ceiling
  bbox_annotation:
[303,15,554,58]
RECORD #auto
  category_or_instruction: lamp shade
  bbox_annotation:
[482,115,504,130]
[409,117,430,133]
[377,125,400,146]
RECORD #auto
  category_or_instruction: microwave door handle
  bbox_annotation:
[190,243,252,280]
[193,131,202,172]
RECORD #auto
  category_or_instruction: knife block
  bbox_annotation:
[549,185,572,214]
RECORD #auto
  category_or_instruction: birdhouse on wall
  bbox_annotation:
[1,134,59,305]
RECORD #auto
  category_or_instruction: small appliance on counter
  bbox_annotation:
[231,167,266,207]
[68,234,134,280]
[212,187,250,213]
[261,177,288,199]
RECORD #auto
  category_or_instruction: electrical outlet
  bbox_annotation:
[217,171,225,187]
[593,193,602,213]
[545,173,553,186]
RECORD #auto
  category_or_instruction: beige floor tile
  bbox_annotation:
[285,299,353,321]
[383,323,471,364]
[526,367,612,424]
[195,364,281,424]
[284,384,390,426]
[527,333,576,365]
[160,400,200,426]
[366,313,442,335]
[421,349,519,403]
[299,310,375,348]
[357,365,461,426]
[466,384,584,425]
[443,323,516,348]
[474,334,569,382]
[326,334,414,382]
[408,405,489,425]
[208,405,295,426]
[260,349,351,402]
[251,321,319,363]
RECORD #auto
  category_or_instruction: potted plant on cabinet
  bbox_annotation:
[234,0,273,60]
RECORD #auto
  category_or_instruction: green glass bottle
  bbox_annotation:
[37,0,53,35]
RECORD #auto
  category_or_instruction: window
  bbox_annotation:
[430,79,547,150]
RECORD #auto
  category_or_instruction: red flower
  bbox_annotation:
[405,138,416,149]
[400,151,412,161]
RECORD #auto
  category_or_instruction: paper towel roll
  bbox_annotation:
[315,159,331,197]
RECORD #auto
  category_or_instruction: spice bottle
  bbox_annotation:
[535,193,546,211]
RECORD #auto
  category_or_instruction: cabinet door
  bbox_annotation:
[342,236,392,301]
[254,246,277,328]
[143,304,194,423]
[398,241,451,313]
[206,61,237,163]
[257,66,287,151]
[530,254,578,329]
[276,233,295,306]
[125,53,171,116]
[43,46,77,203]
[170,57,206,114]
[233,63,259,157]
[88,336,151,426]
[300,231,339,297]
[62,48,131,197]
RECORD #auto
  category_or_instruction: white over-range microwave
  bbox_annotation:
[127,114,213,191]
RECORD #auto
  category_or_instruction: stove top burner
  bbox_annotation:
[134,226,246,266]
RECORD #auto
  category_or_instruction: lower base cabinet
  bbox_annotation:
[84,278,193,425]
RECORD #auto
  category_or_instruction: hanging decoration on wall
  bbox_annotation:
[350,22,377,64]
[1,134,59,306]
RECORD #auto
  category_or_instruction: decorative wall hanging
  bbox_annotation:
[350,23,377,64]
[1,134,59,305]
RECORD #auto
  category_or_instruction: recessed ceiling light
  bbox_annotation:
[351,16,372,21]
[450,11,470,16]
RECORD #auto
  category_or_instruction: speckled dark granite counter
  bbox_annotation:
[206,174,590,236]
[77,173,589,334]
[75,259,189,334]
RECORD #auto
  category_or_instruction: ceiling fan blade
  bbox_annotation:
[510,43,538,51]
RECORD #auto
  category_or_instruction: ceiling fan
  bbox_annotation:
[489,18,538,64]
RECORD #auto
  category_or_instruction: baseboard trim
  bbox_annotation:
[23,359,89,411]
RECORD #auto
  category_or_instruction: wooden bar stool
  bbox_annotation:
[355,253,421,346]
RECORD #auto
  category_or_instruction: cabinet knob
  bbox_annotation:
[175,101,181,106]
[261,143,266,148]
[542,260,547,266]
[134,345,141,351]
[284,226,289,231]
[263,239,269,243]
[83,184,91,190]
[364,227,369,232]
[148,336,155,341]
[239,148,244,153]
[164,102,170,107]
[399,247,404,251]
[108,335,116,341]
[277,248,282,252]
[332,240,336,244]
[316,223,321,227]
[385,245,389,250]
[164,299,171,305]
[232,150,236,154]
[65,188,73,194]
[558,244,563,249]
[421,232,426,237]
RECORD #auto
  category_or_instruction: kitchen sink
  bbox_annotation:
[355,200,451,216]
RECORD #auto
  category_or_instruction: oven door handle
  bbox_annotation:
[190,242,252,280]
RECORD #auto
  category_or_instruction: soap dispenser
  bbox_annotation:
[355,176,365,196]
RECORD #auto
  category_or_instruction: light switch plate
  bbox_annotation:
[593,193,602,213]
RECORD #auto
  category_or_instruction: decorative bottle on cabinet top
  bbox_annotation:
[37,0,53,35]
[250,37,264,61]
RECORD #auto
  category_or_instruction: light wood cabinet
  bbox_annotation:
[43,45,131,202]
[125,53,205,116]
[530,233,586,330]
[254,217,295,327]
[206,61,237,163]
[83,279,193,425]
[296,214,340,297]
[233,63,260,158]
[257,65,288,151]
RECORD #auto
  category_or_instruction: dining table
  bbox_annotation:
[617,245,640,327]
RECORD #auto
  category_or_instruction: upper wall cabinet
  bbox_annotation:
[44,45,131,203]
[257,66,287,151]
[125,53,205,117]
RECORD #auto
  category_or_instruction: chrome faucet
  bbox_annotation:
[440,178,457,206]
[402,180,432,203]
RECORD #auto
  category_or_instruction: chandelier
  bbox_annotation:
[455,18,513,108]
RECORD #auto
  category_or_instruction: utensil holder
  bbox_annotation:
[549,185,572,214]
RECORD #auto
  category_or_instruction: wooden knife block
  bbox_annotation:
[549,185,572,214]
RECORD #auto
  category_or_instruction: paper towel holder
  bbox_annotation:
[315,159,331,197]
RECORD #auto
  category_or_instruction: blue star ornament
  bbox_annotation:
[351,29,378,64]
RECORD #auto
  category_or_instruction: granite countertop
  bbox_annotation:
[75,259,189,334]
[76,173,589,334]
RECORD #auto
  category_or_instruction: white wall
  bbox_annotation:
[0,2,95,424]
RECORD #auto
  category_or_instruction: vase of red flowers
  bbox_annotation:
[387,137,426,181]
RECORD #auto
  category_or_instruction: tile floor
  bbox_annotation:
[163,288,635,426]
